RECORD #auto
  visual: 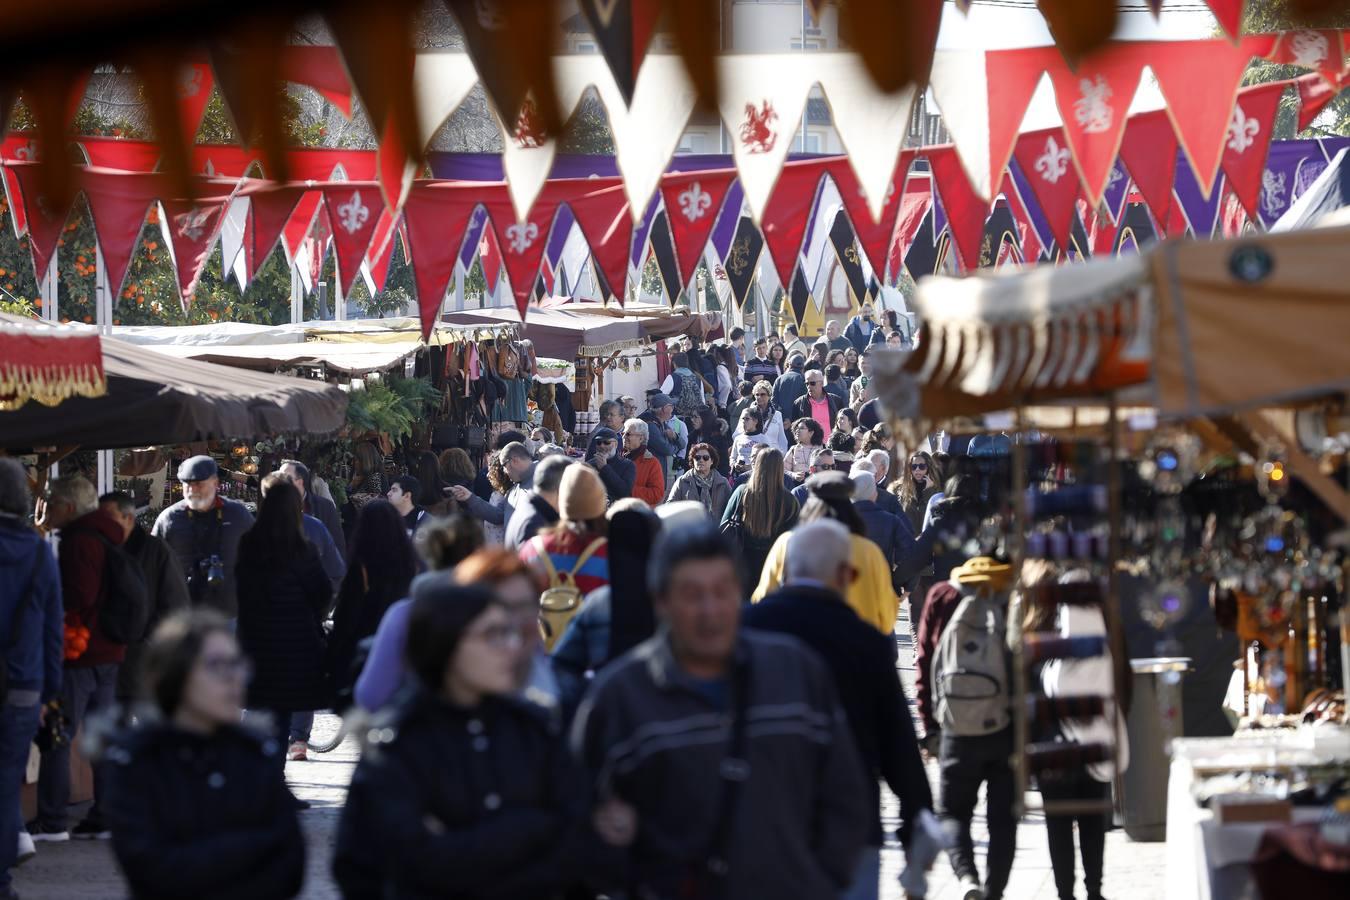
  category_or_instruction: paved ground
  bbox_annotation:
[14,604,1167,899]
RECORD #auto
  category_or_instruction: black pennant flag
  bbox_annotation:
[648,210,683,304]
[867,276,881,302]
[828,211,868,306]
[788,266,811,328]
[723,215,763,309]
[577,0,662,106]
[903,210,939,279]
[978,203,1021,269]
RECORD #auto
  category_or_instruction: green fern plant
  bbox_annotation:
[345,377,442,442]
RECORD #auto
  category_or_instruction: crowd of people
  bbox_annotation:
[0,300,1126,900]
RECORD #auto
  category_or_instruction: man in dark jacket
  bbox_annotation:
[584,427,634,504]
[280,460,344,559]
[843,300,878,353]
[792,370,843,432]
[98,493,190,704]
[772,352,808,413]
[152,456,254,619]
[790,448,836,507]
[742,520,932,899]
[504,455,571,550]
[33,475,130,841]
[572,522,868,900]
[850,472,920,595]
[0,460,63,889]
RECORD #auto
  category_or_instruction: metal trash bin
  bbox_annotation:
[1122,657,1191,842]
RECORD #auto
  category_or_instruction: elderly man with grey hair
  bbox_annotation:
[0,460,63,880]
[850,470,917,595]
[743,519,933,900]
[864,448,904,518]
[504,454,574,550]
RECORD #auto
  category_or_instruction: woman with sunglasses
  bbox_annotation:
[103,610,305,899]
[666,442,732,520]
[335,579,603,899]
[894,451,942,536]
[688,404,731,478]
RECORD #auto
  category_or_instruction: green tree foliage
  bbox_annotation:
[1242,1,1350,138]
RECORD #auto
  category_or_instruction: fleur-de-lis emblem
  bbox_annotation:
[1226,103,1260,154]
[678,182,712,222]
[727,238,751,276]
[739,100,778,154]
[177,66,203,100]
[1073,75,1114,135]
[337,191,370,235]
[505,222,539,254]
[844,246,861,265]
[13,141,37,161]
[1289,30,1329,68]
[1261,169,1287,218]
[175,206,214,242]
[1034,135,1071,184]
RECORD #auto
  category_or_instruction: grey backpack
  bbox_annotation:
[932,590,1011,737]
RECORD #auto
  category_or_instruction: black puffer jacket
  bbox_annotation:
[334,689,614,900]
[236,547,332,711]
[102,722,304,900]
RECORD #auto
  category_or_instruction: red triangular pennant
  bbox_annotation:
[554,178,631,304]
[887,177,932,278]
[78,137,160,173]
[658,169,736,288]
[984,46,1060,198]
[1204,0,1245,41]
[242,185,305,278]
[177,63,215,143]
[1266,30,1343,86]
[404,181,484,338]
[365,208,400,295]
[281,193,323,261]
[162,184,235,310]
[484,190,561,319]
[10,163,71,280]
[1152,36,1277,198]
[278,46,355,118]
[1296,71,1342,132]
[1119,109,1179,229]
[831,151,917,282]
[760,160,830,290]
[321,185,386,299]
[480,223,502,294]
[1011,127,1079,256]
[81,170,159,303]
[1045,44,1147,205]
[926,146,989,273]
[1220,81,1287,221]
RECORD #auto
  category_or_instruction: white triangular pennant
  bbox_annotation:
[556,54,697,225]
[717,55,817,223]
[816,53,918,222]
[928,49,994,200]
[497,74,593,223]
[218,196,249,289]
[412,54,481,148]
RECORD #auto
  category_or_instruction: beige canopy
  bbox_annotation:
[885,225,1350,420]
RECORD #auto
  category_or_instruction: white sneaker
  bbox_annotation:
[898,810,955,896]
[16,830,35,866]
[960,877,985,900]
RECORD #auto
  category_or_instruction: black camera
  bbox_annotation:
[192,554,225,589]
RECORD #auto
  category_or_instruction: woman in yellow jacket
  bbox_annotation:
[752,471,899,635]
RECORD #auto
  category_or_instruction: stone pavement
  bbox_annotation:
[14,605,1168,900]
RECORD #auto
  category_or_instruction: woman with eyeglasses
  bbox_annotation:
[666,442,733,519]
[784,418,825,484]
[103,610,305,899]
[619,418,666,507]
[335,579,604,899]
[735,382,788,453]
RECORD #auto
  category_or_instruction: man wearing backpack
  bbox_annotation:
[915,557,1017,900]
[31,475,146,843]
[659,351,708,418]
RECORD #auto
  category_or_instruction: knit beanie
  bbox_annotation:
[559,464,608,522]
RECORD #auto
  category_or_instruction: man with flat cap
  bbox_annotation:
[151,456,254,622]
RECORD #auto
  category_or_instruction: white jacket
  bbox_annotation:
[1040,604,1130,781]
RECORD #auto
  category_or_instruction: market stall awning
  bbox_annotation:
[0,315,106,411]
[139,341,420,377]
[0,333,347,450]
[879,253,1153,417]
[445,306,641,360]
[879,222,1350,421]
